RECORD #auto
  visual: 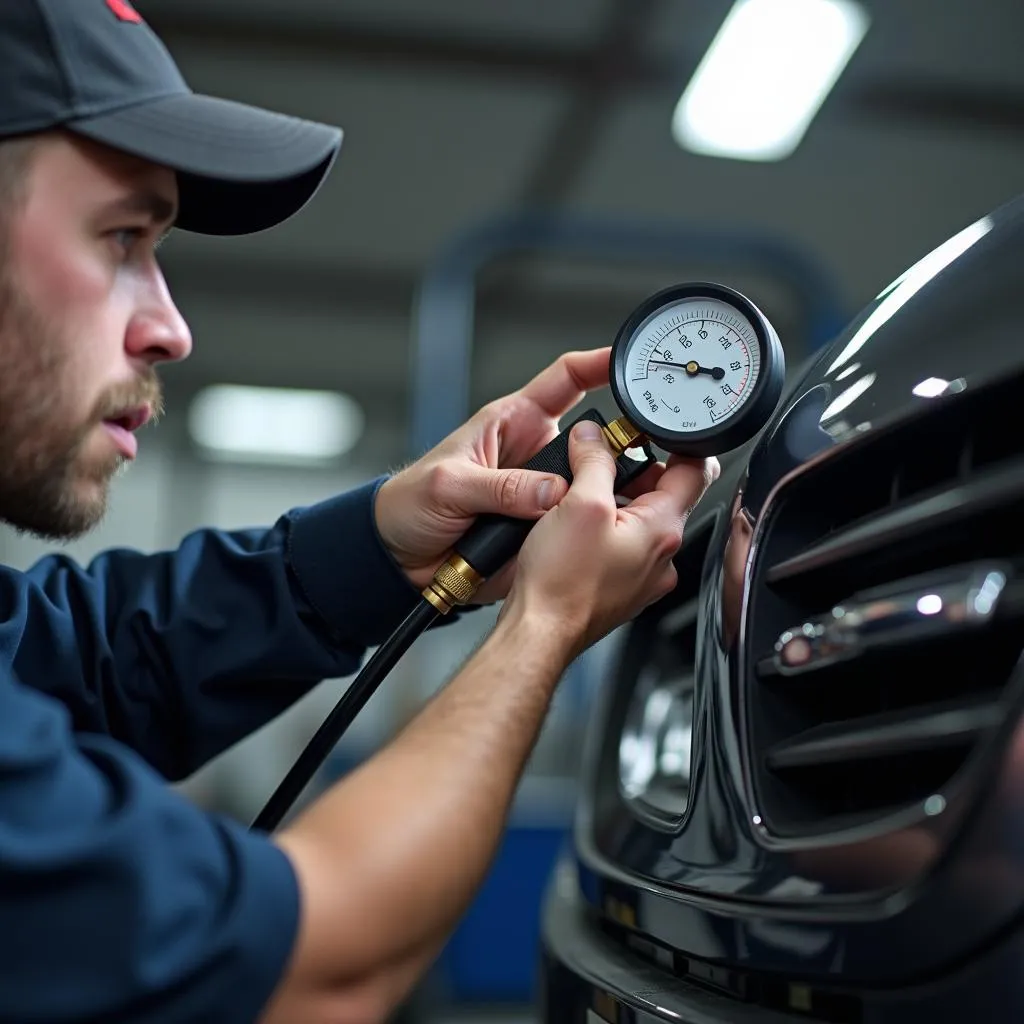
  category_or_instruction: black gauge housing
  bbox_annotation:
[609,281,786,458]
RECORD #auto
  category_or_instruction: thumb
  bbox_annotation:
[460,463,569,519]
[566,419,617,503]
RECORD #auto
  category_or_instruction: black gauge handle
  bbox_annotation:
[454,408,657,576]
[252,407,655,834]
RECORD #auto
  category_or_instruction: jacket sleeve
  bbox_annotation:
[8,476,460,781]
[0,674,299,1024]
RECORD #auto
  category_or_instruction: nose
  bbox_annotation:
[124,266,193,365]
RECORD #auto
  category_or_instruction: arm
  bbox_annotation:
[9,348,627,783]
[260,422,717,1023]
[267,611,573,1022]
[0,676,301,1024]
[12,478,435,781]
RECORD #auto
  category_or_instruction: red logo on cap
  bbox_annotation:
[106,0,143,23]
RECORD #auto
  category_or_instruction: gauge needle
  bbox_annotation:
[650,359,725,381]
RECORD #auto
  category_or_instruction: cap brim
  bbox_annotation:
[69,93,343,235]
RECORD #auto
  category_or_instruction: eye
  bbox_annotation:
[109,227,146,253]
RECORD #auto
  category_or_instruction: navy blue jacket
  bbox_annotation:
[0,478,441,1023]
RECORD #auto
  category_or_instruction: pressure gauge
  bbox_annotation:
[609,282,785,458]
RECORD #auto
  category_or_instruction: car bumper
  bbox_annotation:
[540,862,810,1024]
[540,857,1024,1024]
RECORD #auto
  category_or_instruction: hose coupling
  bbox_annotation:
[422,554,485,614]
[603,416,646,457]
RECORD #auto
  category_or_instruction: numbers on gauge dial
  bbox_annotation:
[625,298,761,434]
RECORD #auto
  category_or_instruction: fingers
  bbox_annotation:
[617,457,717,574]
[667,452,722,485]
[517,348,612,418]
[565,420,617,506]
[631,456,720,519]
[456,462,570,519]
[692,455,722,507]
[617,460,666,501]
[664,456,720,514]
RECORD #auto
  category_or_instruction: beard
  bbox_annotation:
[0,272,163,541]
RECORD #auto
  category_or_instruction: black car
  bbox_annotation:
[540,191,1024,1023]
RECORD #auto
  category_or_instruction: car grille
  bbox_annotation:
[611,512,716,828]
[743,367,1024,837]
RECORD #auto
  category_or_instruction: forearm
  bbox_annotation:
[269,606,575,1016]
[267,935,447,1024]
[10,480,426,780]
[261,410,708,1022]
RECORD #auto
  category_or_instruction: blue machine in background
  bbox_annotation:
[407,208,847,1007]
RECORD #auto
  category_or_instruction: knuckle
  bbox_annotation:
[477,397,505,422]
[424,461,456,502]
[496,469,527,508]
[656,524,684,561]
[566,492,608,524]
[656,565,679,600]
[578,445,613,468]
[559,351,588,390]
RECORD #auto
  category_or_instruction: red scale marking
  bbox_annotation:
[106,0,143,23]
[721,348,752,415]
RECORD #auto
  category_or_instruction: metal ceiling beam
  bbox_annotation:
[141,3,1024,141]
[161,251,701,328]
[140,5,667,88]
[161,254,416,316]
[516,0,674,208]
[848,81,1024,135]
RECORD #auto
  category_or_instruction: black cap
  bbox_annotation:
[0,0,343,235]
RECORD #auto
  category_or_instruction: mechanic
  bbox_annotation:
[0,2,717,1021]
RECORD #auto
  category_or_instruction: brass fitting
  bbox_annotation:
[603,416,646,457]
[422,554,485,614]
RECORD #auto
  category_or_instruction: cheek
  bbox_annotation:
[16,229,130,387]
[18,219,109,311]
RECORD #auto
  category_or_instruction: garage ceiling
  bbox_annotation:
[136,0,1024,469]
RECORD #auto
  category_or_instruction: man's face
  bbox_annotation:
[0,132,191,539]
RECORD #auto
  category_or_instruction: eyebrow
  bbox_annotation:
[103,189,178,228]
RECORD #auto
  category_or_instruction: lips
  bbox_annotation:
[104,406,151,432]
[101,405,152,459]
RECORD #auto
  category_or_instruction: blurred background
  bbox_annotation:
[1,0,1021,1019]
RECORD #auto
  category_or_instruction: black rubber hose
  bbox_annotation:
[250,599,440,832]
[249,408,655,834]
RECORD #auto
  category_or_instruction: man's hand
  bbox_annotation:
[267,409,718,1024]
[501,419,719,656]
[375,347,664,603]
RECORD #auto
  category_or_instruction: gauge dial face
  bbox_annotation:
[623,296,762,436]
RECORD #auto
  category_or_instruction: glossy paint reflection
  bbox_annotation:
[563,191,1024,987]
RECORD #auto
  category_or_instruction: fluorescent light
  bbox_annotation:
[671,0,869,161]
[912,377,967,399]
[819,372,875,421]
[912,377,950,399]
[188,385,365,465]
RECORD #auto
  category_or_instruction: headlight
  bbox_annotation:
[618,666,695,819]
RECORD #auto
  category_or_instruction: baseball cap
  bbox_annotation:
[0,0,343,235]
